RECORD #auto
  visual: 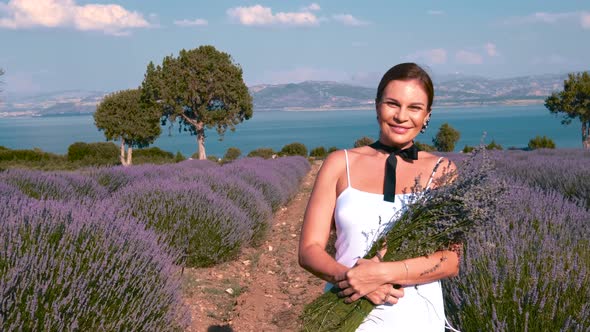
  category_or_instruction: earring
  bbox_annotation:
[421,118,430,134]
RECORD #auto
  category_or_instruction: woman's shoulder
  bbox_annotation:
[418,151,457,172]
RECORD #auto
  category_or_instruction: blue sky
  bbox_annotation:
[0,0,589,96]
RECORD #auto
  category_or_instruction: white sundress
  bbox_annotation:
[328,149,448,331]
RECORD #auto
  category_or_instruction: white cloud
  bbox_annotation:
[0,0,149,35]
[455,50,483,64]
[227,5,319,27]
[405,48,448,65]
[506,11,590,29]
[174,18,208,27]
[484,42,499,57]
[332,14,369,26]
[302,3,320,12]
[427,10,445,16]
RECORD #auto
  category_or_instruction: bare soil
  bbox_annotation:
[183,161,324,332]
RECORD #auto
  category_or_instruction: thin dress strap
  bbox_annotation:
[425,157,444,190]
[343,149,351,188]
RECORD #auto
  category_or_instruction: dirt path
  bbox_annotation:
[183,161,324,332]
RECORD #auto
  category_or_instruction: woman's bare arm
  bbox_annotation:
[298,151,349,284]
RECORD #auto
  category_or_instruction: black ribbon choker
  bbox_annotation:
[368,141,420,202]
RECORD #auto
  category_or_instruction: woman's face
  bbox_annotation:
[376,79,430,148]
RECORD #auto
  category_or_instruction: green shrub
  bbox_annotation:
[0,147,58,162]
[134,146,174,159]
[328,146,338,153]
[462,145,475,153]
[354,136,374,148]
[486,140,503,150]
[528,136,556,150]
[247,148,275,159]
[310,146,327,158]
[415,141,436,152]
[280,142,308,157]
[206,155,221,162]
[223,147,242,162]
[174,151,186,162]
[67,142,119,162]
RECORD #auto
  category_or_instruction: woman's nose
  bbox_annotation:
[393,107,409,122]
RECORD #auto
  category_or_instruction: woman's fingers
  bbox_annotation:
[391,285,404,299]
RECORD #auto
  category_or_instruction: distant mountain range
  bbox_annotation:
[0,73,574,118]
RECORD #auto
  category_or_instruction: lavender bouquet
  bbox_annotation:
[301,147,505,332]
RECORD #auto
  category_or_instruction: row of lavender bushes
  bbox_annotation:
[443,149,590,331]
[0,156,310,330]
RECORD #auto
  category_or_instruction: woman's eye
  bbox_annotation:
[385,102,399,108]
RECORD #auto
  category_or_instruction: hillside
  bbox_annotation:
[0,72,575,117]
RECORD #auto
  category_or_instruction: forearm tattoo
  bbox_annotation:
[419,252,448,277]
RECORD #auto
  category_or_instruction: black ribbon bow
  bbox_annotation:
[368,141,420,202]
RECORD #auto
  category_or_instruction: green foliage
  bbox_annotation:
[94,89,161,149]
[134,147,174,159]
[528,136,556,150]
[414,141,436,152]
[280,142,308,157]
[174,151,186,162]
[247,148,275,159]
[486,140,503,150]
[1,146,59,162]
[67,142,119,164]
[328,146,338,153]
[462,145,475,153]
[310,146,327,158]
[142,45,253,159]
[545,71,590,149]
[206,155,220,163]
[354,136,374,148]
[432,123,461,152]
[223,147,242,162]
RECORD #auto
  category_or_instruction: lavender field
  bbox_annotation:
[1,149,589,331]
[443,149,590,331]
[0,156,310,330]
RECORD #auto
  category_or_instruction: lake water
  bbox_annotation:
[0,104,583,157]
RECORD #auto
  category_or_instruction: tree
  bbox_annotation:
[528,136,556,150]
[223,147,241,162]
[310,146,327,158]
[414,141,436,152]
[280,142,308,156]
[432,123,460,152]
[142,45,253,160]
[545,72,590,149]
[354,136,374,148]
[94,89,161,166]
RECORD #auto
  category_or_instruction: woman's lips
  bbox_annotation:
[389,124,410,134]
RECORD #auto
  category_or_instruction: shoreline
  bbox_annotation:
[265,99,546,112]
[0,99,547,118]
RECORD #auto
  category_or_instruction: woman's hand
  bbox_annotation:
[362,284,404,305]
[335,258,389,303]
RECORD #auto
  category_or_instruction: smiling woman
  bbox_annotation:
[299,63,459,331]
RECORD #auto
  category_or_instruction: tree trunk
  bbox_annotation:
[583,120,590,150]
[127,146,133,165]
[196,121,207,160]
[120,138,129,166]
